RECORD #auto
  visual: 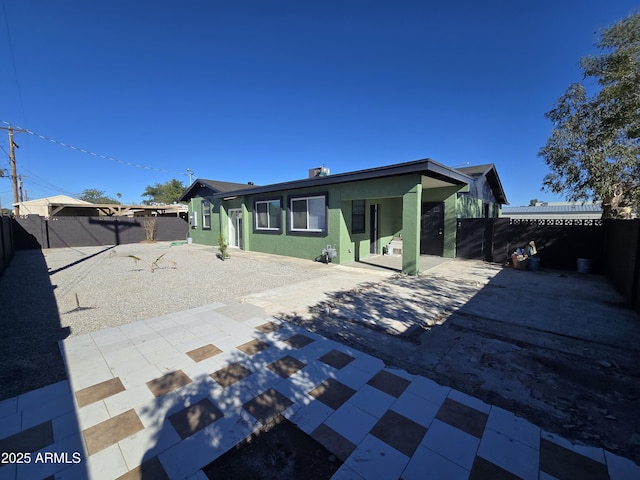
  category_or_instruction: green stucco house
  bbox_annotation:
[179,159,507,275]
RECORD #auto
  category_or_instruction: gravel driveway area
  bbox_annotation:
[0,242,340,399]
[48,242,336,335]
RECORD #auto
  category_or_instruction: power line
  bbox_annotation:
[0,120,189,177]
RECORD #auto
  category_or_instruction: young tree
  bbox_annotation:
[539,13,640,219]
[141,179,186,205]
[78,188,119,204]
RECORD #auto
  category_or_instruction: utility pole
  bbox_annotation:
[186,168,194,184]
[1,126,27,215]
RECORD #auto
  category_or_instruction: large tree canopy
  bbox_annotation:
[141,179,186,205]
[539,13,640,219]
[78,188,119,204]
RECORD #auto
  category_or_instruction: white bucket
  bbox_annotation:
[187,237,193,245]
[577,258,592,274]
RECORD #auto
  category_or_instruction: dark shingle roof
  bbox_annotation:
[179,179,255,201]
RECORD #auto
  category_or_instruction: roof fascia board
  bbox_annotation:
[213,160,471,198]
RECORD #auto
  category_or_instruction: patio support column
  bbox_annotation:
[402,182,422,275]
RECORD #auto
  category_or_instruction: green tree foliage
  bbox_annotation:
[539,13,640,219]
[141,179,186,205]
[78,188,119,204]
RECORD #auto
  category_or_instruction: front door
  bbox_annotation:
[420,202,444,256]
[370,204,379,254]
[228,209,243,248]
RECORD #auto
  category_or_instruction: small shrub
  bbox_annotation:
[143,216,157,242]
[218,233,229,260]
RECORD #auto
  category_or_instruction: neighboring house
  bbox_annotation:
[14,195,97,217]
[14,195,188,218]
[501,201,602,221]
[180,158,508,275]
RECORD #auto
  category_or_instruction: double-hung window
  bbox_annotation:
[289,194,327,233]
[201,200,211,229]
[255,199,281,231]
[352,199,365,234]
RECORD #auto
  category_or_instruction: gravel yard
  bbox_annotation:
[0,242,338,399]
[47,242,335,336]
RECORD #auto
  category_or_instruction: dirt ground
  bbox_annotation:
[203,416,342,480]
[277,260,640,465]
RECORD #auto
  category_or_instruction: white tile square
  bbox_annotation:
[330,464,366,479]
[135,391,187,429]
[114,363,163,389]
[134,336,173,355]
[17,381,72,411]
[209,382,258,414]
[273,376,315,405]
[405,375,450,406]
[158,428,220,479]
[402,444,470,480]
[77,401,110,430]
[68,364,115,391]
[118,421,182,470]
[420,419,480,470]
[21,392,76,430]
[324,402,378,445]
[91,328,128,347]
[181,356,223,380]
[334,364,374,390]
[103,384,155,417]
[344,434,409,480]
[204,408,259,455]
[391,390,441,428]
[347,385,394,419]
[86,443,128,480]
[291,361,334,390]
[143,347,190,372]
[0,411,21,439]
[118,321,156,339]
[347,354,385,376]
[61,334,96,354]
[478,428,539,480]
[52,410,82,442]
[286,399,334,434]
[486,406,540,450]
[604,450,640,480]
[146,316,180,332]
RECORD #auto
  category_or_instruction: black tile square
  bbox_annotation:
[370,410,427,457]
[435,398,488,438]
[539,438,610,480]
[243,388,294,424]
[210,363,253,387]
[318,350,355,370]
[308,379,356,410]
[367,370,411,398]
[267,355,306,378]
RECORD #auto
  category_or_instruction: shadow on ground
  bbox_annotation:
[0,249,69,399]
[279,261,640,464]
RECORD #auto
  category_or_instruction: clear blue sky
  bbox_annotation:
[0,1,637,208]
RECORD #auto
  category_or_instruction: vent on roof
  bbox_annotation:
[308,166,330,178]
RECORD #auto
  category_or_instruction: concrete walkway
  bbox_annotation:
[1,301,638,479]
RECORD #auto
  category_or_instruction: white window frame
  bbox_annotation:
[201,200,211,229]
[289,195,326,233]
[254,199,281,231]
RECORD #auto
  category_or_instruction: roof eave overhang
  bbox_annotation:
[213,159,471,199]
